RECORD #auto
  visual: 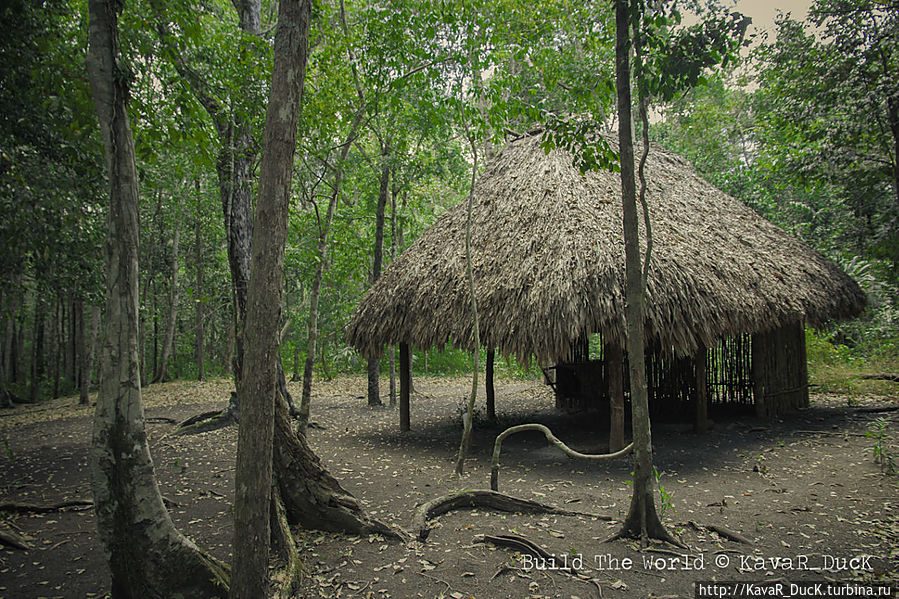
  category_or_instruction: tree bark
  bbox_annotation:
[153,223,180,384]
[231,0,312,593]
[86,0,229,595]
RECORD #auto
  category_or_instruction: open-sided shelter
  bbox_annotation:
[346,133,865,438]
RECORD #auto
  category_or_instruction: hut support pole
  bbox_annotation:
[486,349,496,422]
[606,342,625,452]
[694,345,708,434]
[399,343,411,432]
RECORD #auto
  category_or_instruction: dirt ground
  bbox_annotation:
[1,375,897,599]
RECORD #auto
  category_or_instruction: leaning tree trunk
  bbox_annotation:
[85,0,229,595]
[153,224,180,384]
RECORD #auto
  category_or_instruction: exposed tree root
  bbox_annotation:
[490,423,633,491]
[0,499,94,513]
[605,489,686,549]
[0,524,30,550]
[413,489,611,541]
[689,521,753,545]
[272,395,404,540]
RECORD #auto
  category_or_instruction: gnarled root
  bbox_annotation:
[490,423,633,491]
[413,489,611,541]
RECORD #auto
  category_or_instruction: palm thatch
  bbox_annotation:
[346,133,865,365]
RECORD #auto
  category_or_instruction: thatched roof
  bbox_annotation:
[346,133,865,364]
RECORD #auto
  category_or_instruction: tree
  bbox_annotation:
[232,0,312,591]
[85,0,228,594]
[603,0,747,544]
[753,0,899,276]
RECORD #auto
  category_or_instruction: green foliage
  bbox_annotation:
[864,417,896,476]
[654,467,676,519]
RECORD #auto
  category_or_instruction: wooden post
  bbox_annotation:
[694,345,708,434]
[486,348,496,422]
[606,342,625,452]
[399,342,411,432]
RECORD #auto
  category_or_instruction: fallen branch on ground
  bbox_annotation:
[413,489,611,541]
[0,499,93,513]
[172,409,235,436]
[490,423,633,491]
[855,373,899,383]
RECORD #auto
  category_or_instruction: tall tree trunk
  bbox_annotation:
[613,0,674,545]
[31,296,44,402]
[366,154,390,407]
[298,110,366,427]
[76,299,89,405]
[232,0,311,592]
[153,223,180,384]
[455,131,481,477]
[53,296,61,399]
[194,192,206,382]
[485,348,495,422]
[85,0,229,595]
[388,184,398,407]
[86,305,100,396]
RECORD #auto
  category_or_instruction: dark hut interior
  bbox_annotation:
[546,321,808,426]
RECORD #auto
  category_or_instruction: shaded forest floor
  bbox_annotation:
[1,375,897,598]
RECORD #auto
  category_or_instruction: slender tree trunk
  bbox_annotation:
[153,225,180,384]
[86,0,228,594]
[613,0,673,545]
[399,342,411,431]
[86,305,100,395]
[77,300,89,405]
[485,348,495,422]
[367,154,390,407]
[31,297,44,402]
[299,110,366,427]
[69,296,77,387]
[455,131,481,477]
[606,342,625,452]
[53,297,61,399]
[232,0,311,592]
[195,195,206,382]
[388,184,398,407]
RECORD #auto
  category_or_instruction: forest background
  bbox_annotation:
[1,0,897,407]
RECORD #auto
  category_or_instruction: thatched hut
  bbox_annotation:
[346,133,865,438]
